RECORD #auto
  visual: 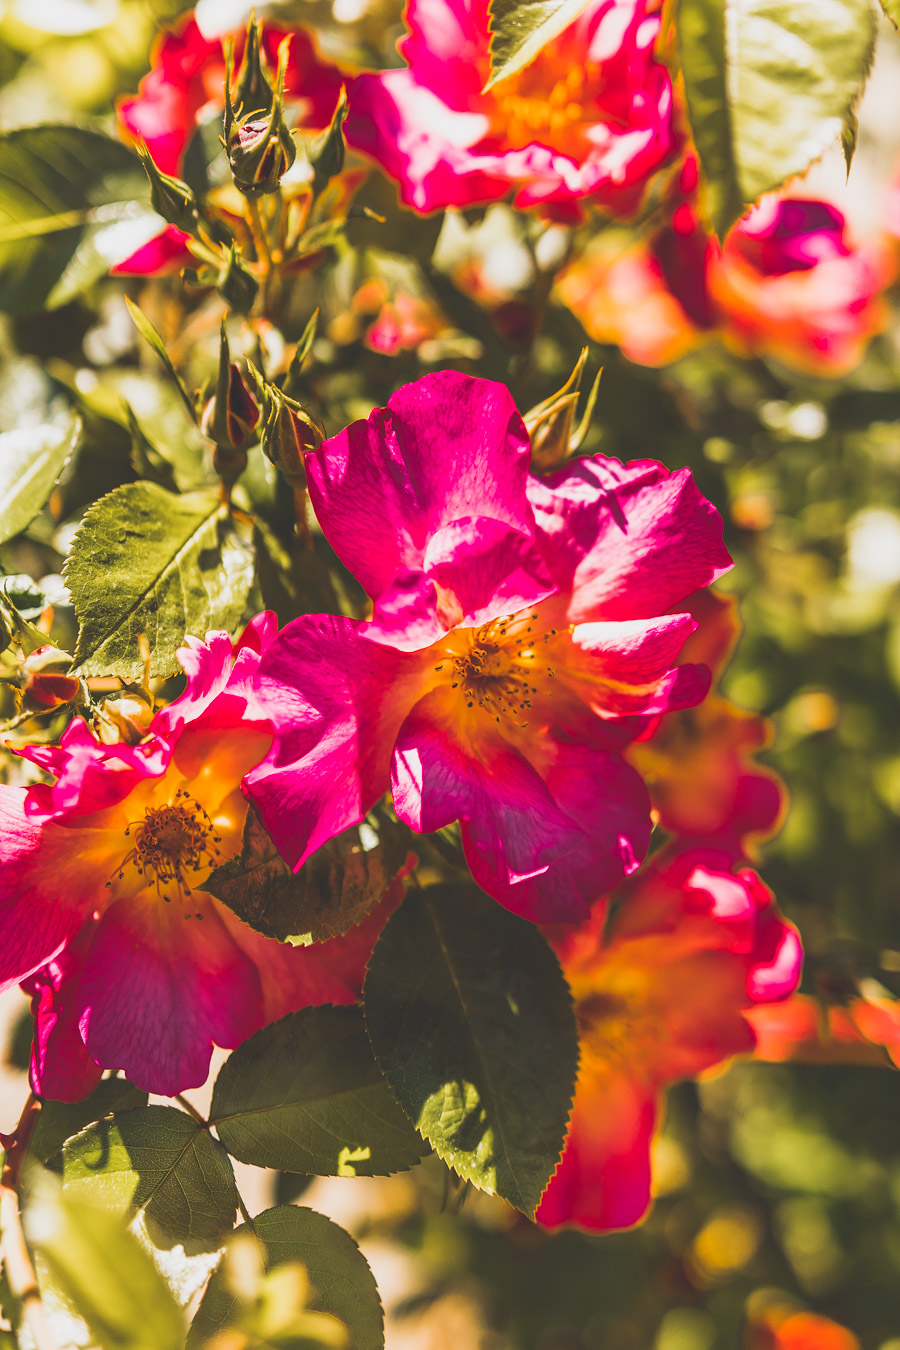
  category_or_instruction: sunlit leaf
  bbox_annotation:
[485,0,592,89]
[363,882,578,1218]
[0,125,148,313]
[124,297,199,424]
[65,482,255,681]
[31,1078,147,1166]
[677,0,876,238]
[23,1174,185,1350]
[205,807,409,944]
[0,413,81,545]
[881,0,900,26]
[62,1105,238,1249]
[211,1007,427,1177]
[188,1206,383,1350]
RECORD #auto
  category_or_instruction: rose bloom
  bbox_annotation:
[115,12,343,274]
[628,589,786,855]
[537,846,802,1231]
[747,991,900,1069]
[245,370,730,924]
[1,616,396,1100]
[558,159,888,375]
[344,0,675,214]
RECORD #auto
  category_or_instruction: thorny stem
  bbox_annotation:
[0,1095,58,1350]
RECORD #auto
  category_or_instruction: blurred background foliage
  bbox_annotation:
[2,0,900,1346]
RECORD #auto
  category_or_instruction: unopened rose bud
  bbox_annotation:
[308,87,348,198]
[137,144,199,235]
[247,363,324,489]
[217,243,259,314]
[12,645,81,711]
[98,693,154,745]
[234,15,274,118]
[225,38,295,196]
[202,324,260,487]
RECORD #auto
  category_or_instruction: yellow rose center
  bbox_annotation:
[492,65,587,150]
[109,790,223,910]
[437,610,559,726]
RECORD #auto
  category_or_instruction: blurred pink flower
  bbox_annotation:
[537,846,802,1231]
[115,12,343,275]
[344,0,675,214]
[246,370,730,923]
[2,616,395,1099]
[559,158,889,374]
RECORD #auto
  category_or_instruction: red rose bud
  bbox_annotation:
[201,324,260,486]
[9,646,82,711]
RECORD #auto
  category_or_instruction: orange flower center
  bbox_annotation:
[109,790,223,910]
[576,988,654,1072]
[439,610,559,726]
[491,65,587,150]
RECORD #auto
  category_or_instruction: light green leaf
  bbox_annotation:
[188,1206,383,1350]
[677,0,876,238]
[124,297,199,424]
[0,125,149,313]
[65,481,255,681]
[881,0,900,27]
[363,883,578,1218]
[31,1077,148,1166]
[62,1105,238,1249]
[23,1174,185,1350]
[485,0,592,90]
[0,413,81,545]
[204,807,408,944]
[210,1007,427,1177]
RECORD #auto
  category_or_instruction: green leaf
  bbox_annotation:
[23,1174,185,1350]
[65,481,255,681]
[205,807,409,944]
[842,107,859,178]
[0,413,81,545]
[210,1007,427,1177]
[124,297,199,424]
[188,1206,383,1350]
[62,1105,238,1249]
[677,0,876,238]
[31,1077,148,1166]
[485,0,592,89]
[881,0,900,27]
[0,125,150,313]
[363,882,578,1218]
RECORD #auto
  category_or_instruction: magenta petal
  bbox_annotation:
[78,896,263,1095]
[528,456,732,621]
[24,924,103,1103]
[366,517,553,651]
[246,614,430,870]
[305,371,535,602]
[470,739,651,922]
[0,789,101,988]
[565,614,710,716]
[391,691,585,890]
[110,224,193,277]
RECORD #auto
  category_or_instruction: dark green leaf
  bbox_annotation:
[62,1105,238,1248]
[205,807,408,944]
[23,1175,185,1350]
[124,297,199,424]
[65,481,255,681]
[363,883,578,1218]
[0,413,81,544]
[211,1007,427,1177]
[188,1206,383,1350]
[0,125,152,313]
[485,0,592,89]
[31,1077,148,1166]
[677,0,876,238]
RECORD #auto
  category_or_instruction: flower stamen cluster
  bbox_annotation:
[111,790,222,911]
[438,611,560,725]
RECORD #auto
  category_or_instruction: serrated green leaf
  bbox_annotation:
[62,1105,238,1249]
[188,1206,383,1350]
[23,1174,185,1350]
[205,807,408,944]
[210,1007,427,1177]
[881,0,900,26]
[485,0,592,89]
[0,126,149,313]
[31,1077,148,1166]
[124,297,199,424]
[0,413,81,545]
[65,481,254,681]
[363,883,578,1218]
[677,0,876,238]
